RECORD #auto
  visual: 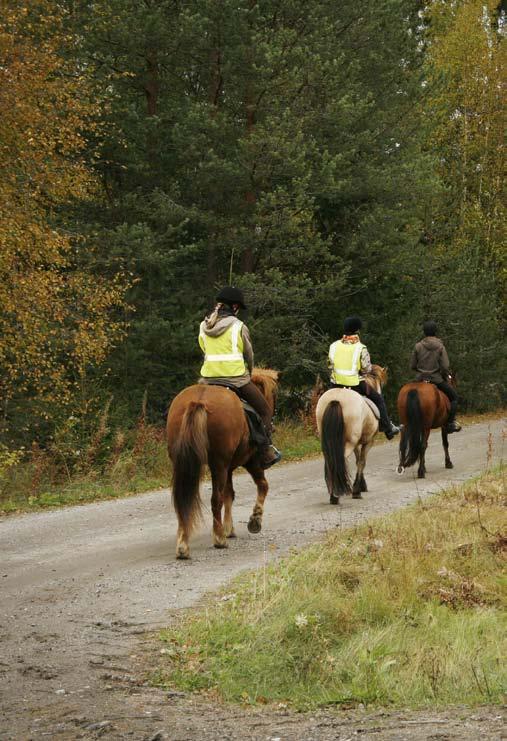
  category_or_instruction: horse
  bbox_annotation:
[166,368,278,559]
[315,365,387,504]
[396,376,455,478]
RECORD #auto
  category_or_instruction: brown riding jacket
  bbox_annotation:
[410,336,450,384]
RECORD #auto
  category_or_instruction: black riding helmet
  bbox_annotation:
[343,316,362,334]
[216,286,247,310]
[423,320,437,336]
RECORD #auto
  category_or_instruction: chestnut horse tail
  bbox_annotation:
[399,389,424,468]
[321,400,351,496]
[171,401,208,535]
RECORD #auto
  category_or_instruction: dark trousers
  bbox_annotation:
[435,381,458,421]
[236,382,273,441]
[331,380,391,431]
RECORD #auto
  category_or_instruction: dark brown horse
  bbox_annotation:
[397,378,455,478]
[166,368,278,559]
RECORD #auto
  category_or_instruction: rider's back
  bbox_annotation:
[411,336,449,384]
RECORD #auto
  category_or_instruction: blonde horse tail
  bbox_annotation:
[171,401,208,536]
[321,400,351,499]
[399,389,423,468]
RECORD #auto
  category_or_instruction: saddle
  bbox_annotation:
[362,396,380,420]
[241,400,269,447]
[329,382,380,420]
[204,381,268,447]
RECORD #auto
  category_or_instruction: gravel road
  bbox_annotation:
[0,418,505,740]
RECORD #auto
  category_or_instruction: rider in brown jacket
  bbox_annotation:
[410,321,462,433]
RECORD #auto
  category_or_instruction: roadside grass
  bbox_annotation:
[155,468,507,710]
[0,418,319,514]
[0,409,503,514]
[0,425,170,514]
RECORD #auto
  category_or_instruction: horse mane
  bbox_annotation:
[364,364,388,390]
[251,367,279,399]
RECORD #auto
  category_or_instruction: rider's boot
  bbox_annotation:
[446,401,462,433]
[259,423,282,469]
[376,396,400,440]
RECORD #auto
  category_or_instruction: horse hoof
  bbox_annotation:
[352,492,363,499]
[176,549,190,560]
[397,465,405,475]
[247,518,262,534]
[329,495,340,505]
[227,530,237,539]
[446,462,453,469]
[417,473,425,479]
[213,539,228,549]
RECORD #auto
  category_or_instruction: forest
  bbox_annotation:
[0,0,505,496]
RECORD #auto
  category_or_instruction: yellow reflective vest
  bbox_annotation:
[329,339,365,386]
[199,320,246,377]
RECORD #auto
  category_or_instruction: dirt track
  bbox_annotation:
[0,419,505,740]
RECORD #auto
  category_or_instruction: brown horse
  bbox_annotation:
[166,368,278,559]
[397,379,454,478]
[315,366,387,503]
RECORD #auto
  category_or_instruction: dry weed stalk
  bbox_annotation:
[85,396,112,468]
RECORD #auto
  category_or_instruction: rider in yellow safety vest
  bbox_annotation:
[329,316,400,440]
[199,286,281,469]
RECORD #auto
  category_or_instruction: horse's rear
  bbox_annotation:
[397,382,452,478]
[167,372,277,559]
[167,384,247,464]
[167,384,250,558]
[316,388,378,503]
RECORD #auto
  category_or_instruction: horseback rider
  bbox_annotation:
[410,321,462,433]
[328,316,400,440]
[198,286,282,468]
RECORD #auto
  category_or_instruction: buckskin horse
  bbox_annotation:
[315,365,387,504]
[397,376,456,478]
[166,368,278,559]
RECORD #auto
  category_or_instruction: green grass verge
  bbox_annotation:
[155,468,507,710]
[0,474,170,514]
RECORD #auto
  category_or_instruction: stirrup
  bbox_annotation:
[261,445,282,469]
[384,422,400,440]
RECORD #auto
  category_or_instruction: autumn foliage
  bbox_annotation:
[0,2,126,441]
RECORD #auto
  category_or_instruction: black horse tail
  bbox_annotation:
[171,402,208,536]
[321,400,351,498]
[399,389,424,468]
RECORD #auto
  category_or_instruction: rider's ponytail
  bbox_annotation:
[205,302,223,329]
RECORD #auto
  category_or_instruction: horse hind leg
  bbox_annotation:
[417,431,430,478]
[352,448,362,498]
[211,466,228,549]
[441,428,453,469]
[176,523,190,560]
[245,461,268,534]
[223,470,237,538]
[352,443,370,499]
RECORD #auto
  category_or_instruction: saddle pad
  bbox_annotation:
[241,401,267,446]
[203,383,267,446]
[363,396,380,419]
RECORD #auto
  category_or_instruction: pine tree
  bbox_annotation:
[71,0,441,416]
